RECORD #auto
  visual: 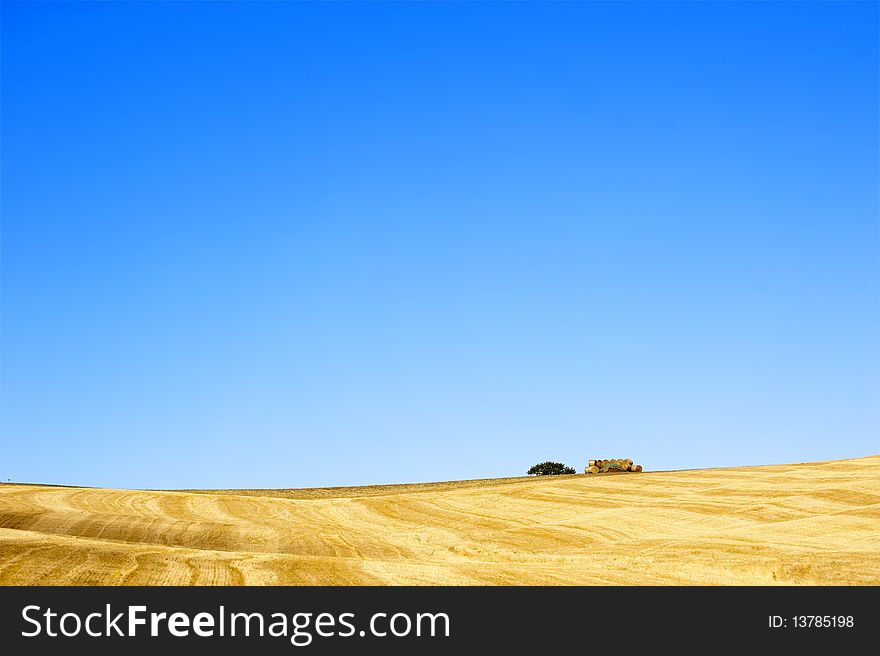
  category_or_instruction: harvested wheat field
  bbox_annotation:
[1,456,878,586]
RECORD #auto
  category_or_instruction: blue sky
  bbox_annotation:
[1,1,877,489]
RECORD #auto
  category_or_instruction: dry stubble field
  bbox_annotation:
[1,456,878,585]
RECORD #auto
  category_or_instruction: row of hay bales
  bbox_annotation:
[584,459,643,475]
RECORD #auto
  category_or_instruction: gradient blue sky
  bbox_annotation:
[2,1,877,489]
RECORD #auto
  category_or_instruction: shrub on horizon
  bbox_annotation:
[527,461,576,476]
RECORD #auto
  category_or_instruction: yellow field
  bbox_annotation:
[1,456,878,585]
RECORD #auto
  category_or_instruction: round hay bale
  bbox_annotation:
[588,460,596,468]
[633,464,642,472]
[589,465,600,475]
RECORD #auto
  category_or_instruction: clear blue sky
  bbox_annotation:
[1,1,877,489]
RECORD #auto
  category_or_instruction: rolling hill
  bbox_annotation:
[1,456,878,585]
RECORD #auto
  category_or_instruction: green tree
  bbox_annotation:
[527,461,576,476]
